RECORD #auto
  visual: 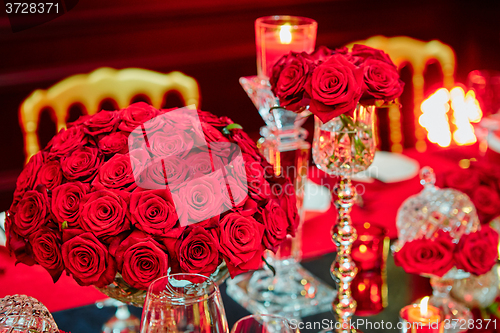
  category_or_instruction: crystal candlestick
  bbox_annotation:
[226,79,333,319]
[313,104,376,333]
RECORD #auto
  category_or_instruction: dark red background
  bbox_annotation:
[1,0,499,211]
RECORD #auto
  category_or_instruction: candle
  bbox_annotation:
[255,16,317,79]
[351,270,387,316]
[351,222,389,271]
[400,297,443,333]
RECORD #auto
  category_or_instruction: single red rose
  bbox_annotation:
[35,160,64,191]
[262,199,288,252]
[472,185,500,223]
[14,190,49,238]
[185,151,214,177]
[350,44,394,66]
[394,233,455,277]
[11,152,44,211]
[98,132,129,155]
[305,53,364,123]
[62,232,116,287]
[92,154,137,191]
[47,126,89,160]
[61,146,103,182]
[177,226,221,276]
[118,102,159,132]
[219,213,265,278]
[360,58,404,103]
[444,168,480,195]
[84,110,120,136]
[137,156,190,191]
[29,227,64,282]
[130,189,178,236]
[147,128,195,159]
[113,230,169,290]
[79,189,130,241]
[270,52,313,112]
[51,182,89,228]
[455,225,499,275]
[5,212,36,266]
[177,170,225,225]
[126,115,173,152]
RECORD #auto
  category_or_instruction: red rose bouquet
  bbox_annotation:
[270,44,404,123]
[6,102,299,294]
[394,226,499,277]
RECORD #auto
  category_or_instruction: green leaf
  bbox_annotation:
[226,123,243,131]
[62,221,68,230]
[262,256,276,276]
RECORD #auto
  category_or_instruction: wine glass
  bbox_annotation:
[231,314,299,333]
[140,273,229,333]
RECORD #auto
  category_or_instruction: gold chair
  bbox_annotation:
[19,67,200,163]
[346,36,456,152]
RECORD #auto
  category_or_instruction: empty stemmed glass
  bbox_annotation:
[140,273,229,333]
[231,314,299,333]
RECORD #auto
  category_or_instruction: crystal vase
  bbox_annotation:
[227,77,334,319]
[452,265,500,309]
[312,104,376,333]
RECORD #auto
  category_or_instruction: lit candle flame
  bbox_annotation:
[279,24,292,44]
[420,296,429,318]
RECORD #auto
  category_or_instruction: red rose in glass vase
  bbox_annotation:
[5,103,299,305]
[270,44,404,123]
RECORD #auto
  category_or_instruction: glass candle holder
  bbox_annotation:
[255,15,317,80]
[351,270,388,316]
[351,222,390,272]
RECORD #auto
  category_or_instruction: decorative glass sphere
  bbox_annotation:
[0,294,59,333]
[395,166,480,249]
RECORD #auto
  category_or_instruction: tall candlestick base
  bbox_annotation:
[313,105,376,333]
[330,177,359,333]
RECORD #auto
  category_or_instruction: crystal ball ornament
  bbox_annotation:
[395,166,480,250]
[0,294,59,333]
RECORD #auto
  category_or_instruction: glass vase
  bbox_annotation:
[312,104,376,333]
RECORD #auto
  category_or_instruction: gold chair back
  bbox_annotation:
[19,67,200,163]
[346,36,456,152]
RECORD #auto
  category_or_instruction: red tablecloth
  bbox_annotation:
[0,146,484,312]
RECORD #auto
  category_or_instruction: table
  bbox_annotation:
[51,253,429,333]
[1,145,496,332]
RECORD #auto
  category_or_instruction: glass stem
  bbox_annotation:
[332,176,358,333]
[430,277,453,299]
